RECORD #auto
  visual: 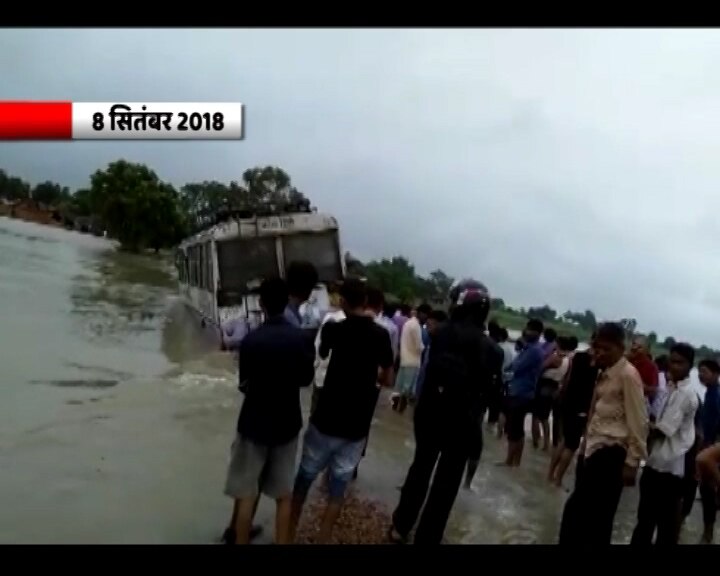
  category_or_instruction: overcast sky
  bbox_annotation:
[2,28,720,345]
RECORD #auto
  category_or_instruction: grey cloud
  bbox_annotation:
[2,28,720,345]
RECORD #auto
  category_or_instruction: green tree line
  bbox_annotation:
[1,160,717,360]
[0,160,311,253]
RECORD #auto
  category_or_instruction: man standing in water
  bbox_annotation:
[220,260,319,545]
[495,327,516,439]
[290,279,394,543]
[413,309,448,401]
[485,321,507,429]
[532,336,573,451]
[559,322,647,545]
[393,304,431,413]
[630,343,698,546]
[503,319,545,468]
[388,279,502,544]
[548,338,599,488]
[223,278,315,544]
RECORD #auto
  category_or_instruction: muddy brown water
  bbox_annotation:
[0,217,709,544]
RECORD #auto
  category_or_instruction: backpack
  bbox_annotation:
[426,321,495,419]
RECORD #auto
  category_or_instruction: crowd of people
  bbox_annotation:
[218,262,720,546]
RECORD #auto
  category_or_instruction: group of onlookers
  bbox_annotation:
[219,264,720,545]
[493,317,720,545]
[220,262,421,544]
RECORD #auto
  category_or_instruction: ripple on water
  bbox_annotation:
[29,379,120,389]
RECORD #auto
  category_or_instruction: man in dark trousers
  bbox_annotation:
[388,278,503,545]
[558,322,647,545]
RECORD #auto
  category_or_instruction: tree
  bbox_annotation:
[179,181,231,232]
[364,256,418,303]
[490,298,505,310]
[647,331,658,348]
[424,269,454,302]
[527,304,557,322]
[145,183,189,252]
[89,160,187,252]
[344,251,367,278]
[565,309,597,331]
[240,166,311,212]
[31,181,70,206]
[0,170,30,201]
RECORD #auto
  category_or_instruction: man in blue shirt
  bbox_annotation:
[224,277,315,544]
[220,261,318,545]
[503,319,545,468]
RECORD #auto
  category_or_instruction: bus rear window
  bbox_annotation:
[281,232,343,283]
[216,237,279,293]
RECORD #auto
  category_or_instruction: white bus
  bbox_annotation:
[175,209,345,340]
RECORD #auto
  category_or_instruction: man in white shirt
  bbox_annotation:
[630,342,699,546]
[392,304,431,414]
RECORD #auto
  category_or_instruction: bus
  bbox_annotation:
[175,208,345,340]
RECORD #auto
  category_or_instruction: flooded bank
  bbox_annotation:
[0,217,710,544]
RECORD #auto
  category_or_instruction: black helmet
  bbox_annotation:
[448,278,491,324]
[448,278,490,307]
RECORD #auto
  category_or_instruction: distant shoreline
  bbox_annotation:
[0,200,103,237]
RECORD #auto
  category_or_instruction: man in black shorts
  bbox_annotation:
[503,319,545,467]
[548,337,599,487]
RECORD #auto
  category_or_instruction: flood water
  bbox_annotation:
[0,217,709,544]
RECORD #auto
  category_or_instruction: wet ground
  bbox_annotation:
[0,217,711,544]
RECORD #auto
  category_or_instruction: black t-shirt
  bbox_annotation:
[237,316,316,446]
[562,351,598,417]
[311,314,394,441]
[415,319,504,441]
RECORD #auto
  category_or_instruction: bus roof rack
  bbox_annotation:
[213,199,313,224]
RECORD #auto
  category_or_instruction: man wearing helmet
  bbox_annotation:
[388,279,504,544]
